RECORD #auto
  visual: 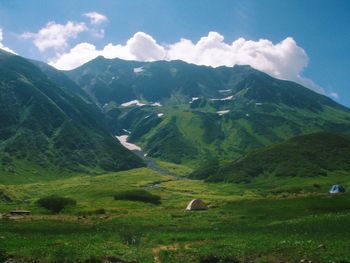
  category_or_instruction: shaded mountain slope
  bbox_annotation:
[0,50,144,174]
[31,59,91,102]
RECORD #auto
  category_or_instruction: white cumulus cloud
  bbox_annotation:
[84,12,108,25]
[49,32,165,69]
[49,42,99,70]
[166,32,322,93]
[49,31,323,93]
[125,32,165,61]
[0,28,16,54]
[20,21,87,51]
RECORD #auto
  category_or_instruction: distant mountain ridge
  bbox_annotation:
[65,56,350,165]
[67,56,347,112]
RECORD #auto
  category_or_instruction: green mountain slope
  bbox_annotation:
[31,59,91,102]
[192,132,350,182]
[0,50,144,175]
[66,57,350,165]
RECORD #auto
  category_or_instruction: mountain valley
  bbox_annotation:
[1,51,350,263]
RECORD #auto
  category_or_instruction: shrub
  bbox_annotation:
[36,195,76,213]
[114,189,161,204]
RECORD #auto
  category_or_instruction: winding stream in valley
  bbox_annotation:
[115,134,184,184]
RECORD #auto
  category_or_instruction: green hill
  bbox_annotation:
[191,132,350,182]
[0,50,144,175]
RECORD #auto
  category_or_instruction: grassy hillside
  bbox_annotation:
[0,50,144,175]
[192,132,350,182]
[109,100,350,166]
[1,167,350,262]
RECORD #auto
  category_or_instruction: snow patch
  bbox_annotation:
[145,115,150,119]
[151,102,162,107]
[217,110,230,115]
[189,97,199,104]
[219,89,231,93]
[123,129,131,134]
[133,67,144,73]
[116,135,142,151]
[246,113,250,117]
[157,113,164,117]
[210,96,233,101]
[222,95,234,100]
[255,102,263,106]
[121,100,146,107]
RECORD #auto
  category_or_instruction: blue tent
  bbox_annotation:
[329,184,346,194]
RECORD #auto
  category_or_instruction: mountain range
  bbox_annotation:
[1,51,350,179]
[67,56,350,165]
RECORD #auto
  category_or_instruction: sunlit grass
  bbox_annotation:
[1,168,350,262]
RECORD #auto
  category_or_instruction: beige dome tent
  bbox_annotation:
[185,199,208,211]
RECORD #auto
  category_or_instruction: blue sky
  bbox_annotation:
[0,0,349,106]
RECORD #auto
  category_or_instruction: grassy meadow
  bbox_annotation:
[1,165,350,262]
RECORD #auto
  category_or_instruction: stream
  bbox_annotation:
[116,134,185,189]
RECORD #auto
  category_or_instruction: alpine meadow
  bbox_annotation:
[1,1,350,262]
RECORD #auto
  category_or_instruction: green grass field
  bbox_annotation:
[1,167,350,262]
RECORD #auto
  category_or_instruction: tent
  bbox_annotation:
[329,184,346,194]
[185,199,208,211]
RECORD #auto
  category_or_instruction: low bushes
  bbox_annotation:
[114,189,161,204]
[36,195,76,213]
